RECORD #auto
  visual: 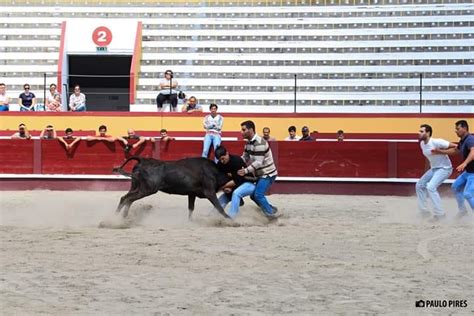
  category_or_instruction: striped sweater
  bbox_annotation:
[242,134,278,178]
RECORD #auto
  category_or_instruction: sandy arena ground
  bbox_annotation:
[0,190,473,315]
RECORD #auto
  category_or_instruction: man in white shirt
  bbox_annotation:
[416,124,453,220]
[284,125,299,141]
[202,103,223,162]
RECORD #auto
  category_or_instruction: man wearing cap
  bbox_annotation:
[300,126,314,141]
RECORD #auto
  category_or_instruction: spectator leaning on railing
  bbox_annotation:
[58,128,81,151]
[87,125,115,142]
[11,123,31,140]
[118,129,146,153]
[40,125,57,140]
[181,96,203,113]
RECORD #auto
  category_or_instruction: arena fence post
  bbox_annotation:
[294,74,297,113]
[419,73,423,113]
[43,73,47,110]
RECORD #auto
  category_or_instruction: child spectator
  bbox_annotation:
[47,91,62,112]
[45,83,58,111]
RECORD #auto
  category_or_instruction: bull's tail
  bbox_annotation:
[112,156,142,177]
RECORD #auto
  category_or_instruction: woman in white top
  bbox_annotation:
[156,70,178,112]
[416,124,453,221]
[69,85,86,112]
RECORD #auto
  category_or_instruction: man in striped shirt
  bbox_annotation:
[237,120,281,219]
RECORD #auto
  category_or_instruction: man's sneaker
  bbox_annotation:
[267,206,283,220]
[428,214,446,223]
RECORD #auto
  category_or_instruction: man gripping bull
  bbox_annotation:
[215,145,255,218]
[237,120,281,219]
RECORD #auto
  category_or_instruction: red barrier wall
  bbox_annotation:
[0,139,463,178]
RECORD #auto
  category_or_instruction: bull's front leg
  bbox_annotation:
[206,192,230,219]
[188,195,196,220]
[115,195,128,214]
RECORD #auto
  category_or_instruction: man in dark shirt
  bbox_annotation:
[215,145,256,218]
[433,120,473,218]
[299,126,314,141]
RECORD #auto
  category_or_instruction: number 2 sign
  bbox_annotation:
[92,26,112,47]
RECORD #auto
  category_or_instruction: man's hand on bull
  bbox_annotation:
[237,167,246,176]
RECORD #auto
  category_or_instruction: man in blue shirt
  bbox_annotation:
[433,120,474,218]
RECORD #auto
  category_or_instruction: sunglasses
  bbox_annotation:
[24,87,30,90]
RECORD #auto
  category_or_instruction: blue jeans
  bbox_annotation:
[74,104,86,112]
[20,106,34,112]
[451,171,474,214]
[416,168,452,216]
[202,133,221,160]
[252,175,276,216]
[218,182,256,218]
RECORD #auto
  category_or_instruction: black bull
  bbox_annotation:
[113,156,231,219]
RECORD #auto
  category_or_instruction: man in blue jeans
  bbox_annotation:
[433,120,474,218]
[416,124,452,221]
[202,104,223,162]
[237,120,281,219]
[215,146,255,219]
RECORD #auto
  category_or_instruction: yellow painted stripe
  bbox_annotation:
[1,114,471,141]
